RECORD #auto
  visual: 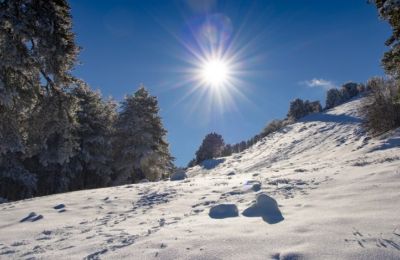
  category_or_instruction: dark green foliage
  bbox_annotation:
[72,83,116,188]
[325,88,342,109]
[341,82,359,98]
[287,99,322,120]
[0,0,80,200]
[0,1,174,202]
[372,0,400,79]
[113,86,174,184]
[195,132,225,164]
[325,82,365,110]
[359,2,400,134]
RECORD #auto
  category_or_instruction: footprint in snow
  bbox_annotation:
[54,204,67,213]
[20,212,43,222]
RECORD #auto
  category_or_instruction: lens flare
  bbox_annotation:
[201,59,229,87]
[160,11,258,121]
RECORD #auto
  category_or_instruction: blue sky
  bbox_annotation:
[69,0,390,166]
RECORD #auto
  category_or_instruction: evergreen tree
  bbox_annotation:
[187,158,197,168]
[372,0,400,79]
[342,82,359,98]
[71,82,116,189]
[26,91,79,195]
[325,88,342,109]
[0,0,79,199]
[113,86,173,184]
[239,141,247,152]
[195,132,225,164]
[288,99,322,120]
[287,99,307,120]
[221,144,233,157]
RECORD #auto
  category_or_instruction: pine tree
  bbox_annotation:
[372,0,400,79]
[195,132,225,164]
[287,99,307,120]
[26,91,79,194]
[325,88,343,109]
[221,144,233,157]
[187,158,197,168]
[71,82,116,189]
[342,82,359,98]
[0,0,80,199]
[113,86,173,184]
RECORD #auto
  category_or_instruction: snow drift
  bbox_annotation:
[0,97,399,259]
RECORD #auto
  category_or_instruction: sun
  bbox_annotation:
[201,59,230,87]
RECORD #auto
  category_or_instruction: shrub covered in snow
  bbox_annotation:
[261,119,287,138]
[325,82,365,110]
[372,0,400,79]
[360,77,400,134]
[287,99,322,120]
[325,88,343,109]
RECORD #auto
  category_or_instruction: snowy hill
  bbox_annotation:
[1,97,400,259]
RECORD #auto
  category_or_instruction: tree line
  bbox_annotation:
[0,0,174,202]
[188,82,367,167]
[189,1,400,167]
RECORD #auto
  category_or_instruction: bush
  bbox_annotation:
[261,119,286,137]
[325,82,364,110]
[306,100,323,113]
[287,99,322,120]
[341,82,359,99]
[360,77,400,134]
[325,88,343,109]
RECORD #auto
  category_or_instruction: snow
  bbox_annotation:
[0,97,400,259]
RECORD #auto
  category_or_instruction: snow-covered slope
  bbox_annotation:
[1,97,400,259]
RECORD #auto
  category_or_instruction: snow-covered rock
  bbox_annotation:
[242,193,284,224]
[209,204,239,219]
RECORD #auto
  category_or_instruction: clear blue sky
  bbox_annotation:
[69,0,390,166]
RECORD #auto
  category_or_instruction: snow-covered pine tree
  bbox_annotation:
[0,0,80,198]
[113,86,173,184]
[372,0,400,79]
[26,91,79,195]
[71,82,116,189]
[195,132,225,164]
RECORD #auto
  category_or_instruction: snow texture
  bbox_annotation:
[0,97,399,259]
